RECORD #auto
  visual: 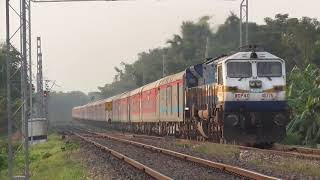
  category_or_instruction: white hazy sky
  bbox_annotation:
[1,0,320,93]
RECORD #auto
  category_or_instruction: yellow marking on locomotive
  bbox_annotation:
[215,85,286,93]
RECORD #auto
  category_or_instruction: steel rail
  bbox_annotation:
[272,144,320,156]
[73,133,172,180]
[131,134,165,141]
[95,132,279,180]
[238,145,320,161]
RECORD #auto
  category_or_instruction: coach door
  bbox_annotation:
[128,97,130,122]
[166,86,172,120]
[157,87,160,121]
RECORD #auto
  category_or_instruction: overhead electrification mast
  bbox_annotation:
[240,0,249,47]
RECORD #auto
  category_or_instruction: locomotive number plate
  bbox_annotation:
[234,93,249,100]
[261,93,275,100]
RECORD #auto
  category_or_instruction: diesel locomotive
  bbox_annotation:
[72,47,289,145]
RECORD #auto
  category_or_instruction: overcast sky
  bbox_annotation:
[1,0,320,93]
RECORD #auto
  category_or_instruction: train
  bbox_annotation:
[72,46,290,145]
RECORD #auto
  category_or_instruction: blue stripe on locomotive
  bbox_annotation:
[223,101,287,112]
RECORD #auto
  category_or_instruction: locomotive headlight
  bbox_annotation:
[249,81,256,87]
[249,80,262,88]
[255,81,262,88]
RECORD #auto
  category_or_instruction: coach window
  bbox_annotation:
[217,65,223,84]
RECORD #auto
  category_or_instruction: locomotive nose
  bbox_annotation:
[249,80,262,88]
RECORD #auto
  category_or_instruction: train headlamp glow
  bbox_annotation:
[249,80,262,88]
[255,81,262,88]
[249,81,255,87]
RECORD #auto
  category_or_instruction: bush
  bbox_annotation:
[282,132,303,145]
[287,64,320,146]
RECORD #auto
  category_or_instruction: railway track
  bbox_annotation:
[272,143,320,156]
[73,124,320,161]
[74,133,171,180]
[237,144,320,161]
[66,123,320,161]
[69,128,278,180]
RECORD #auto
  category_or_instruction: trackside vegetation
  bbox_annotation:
[0,134,86,179]
[0,13,320,166]
[286,64,320,146]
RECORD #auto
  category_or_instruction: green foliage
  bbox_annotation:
[0,44,22,132]
[62,141,79,152]
[287,64,320,146]
[98,14,320,99]
[0,141,7,171]
[282,132,303,145]
[0,134,87,179]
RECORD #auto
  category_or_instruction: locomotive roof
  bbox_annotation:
[209,51,283,64]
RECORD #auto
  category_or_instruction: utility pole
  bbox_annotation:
[162,54,166,78]
[44,80,49,120]
[28,0,33,145]
[142,70,145,85]
[37,37,44,118]
[5,0,13,178]
[22,0,30,177]
[205,36,209,59]
[240,0,249,48]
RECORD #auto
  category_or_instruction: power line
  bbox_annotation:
[31,0,127,3]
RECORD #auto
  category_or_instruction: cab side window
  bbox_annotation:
[217,65,223,84]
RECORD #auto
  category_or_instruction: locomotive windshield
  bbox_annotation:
[227,62,252,78]
[257,62,282,77]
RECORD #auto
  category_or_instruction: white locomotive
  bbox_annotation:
[188,46,289,144]
[73,46,289,145]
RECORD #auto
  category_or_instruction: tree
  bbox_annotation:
[0,45,22,132]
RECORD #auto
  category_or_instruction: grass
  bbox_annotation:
[194,143,240,159]
[0,133,87,180]
[248,157,320,177]
[177,140,320,177]
[176,140,240,159]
